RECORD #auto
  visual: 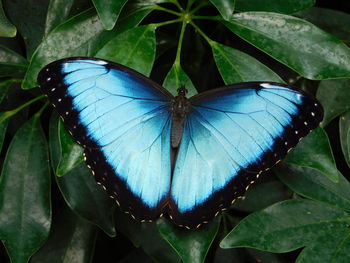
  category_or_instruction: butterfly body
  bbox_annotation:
[38,57,323,228]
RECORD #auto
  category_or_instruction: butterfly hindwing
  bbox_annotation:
[38,58,173,221]
[168,82,323,227]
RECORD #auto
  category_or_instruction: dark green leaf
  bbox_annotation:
[56,163,116,237]
[96,25,156,76]
[211,42,283,84]
[3,0,49,56]
[0,45,28,77]
[296,224,350,263]
[340,110,350,168]
[157,218,220,263]
[296,7,350,42]
[209,0,235,20]
[22,9,105,90]
[56,120,83,177]
[31,206,97,263]
[220,199,349,252]
[92,0,128,30]
[316,79,350,127]
[224,12,350,80]
[0,0,16,37]
[163,63,197,96]
[276,164,350,212]
[43,0,76,36]
[233,180,291,212]
[0,116,51,263]
[235,0,315,14]
[0,112,9,153]
[115,214,180,263]
[48,111,61,171]
[284,127,338,182]
[0,79,13,104]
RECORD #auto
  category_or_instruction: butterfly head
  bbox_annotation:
[177,86,188,97]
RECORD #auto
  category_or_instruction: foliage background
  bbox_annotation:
[0,0,350,262]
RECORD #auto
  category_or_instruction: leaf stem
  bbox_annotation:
[154,5,182,16]
[175,19,188,66]
[152,18,182,28]
[34,102,50,118]
[189,21,214,45]
[0,95,46,123]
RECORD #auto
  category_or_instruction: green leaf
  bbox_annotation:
[0,79,13,104]
[97,25,156,76]
[157,218,220,263]
[115,214,180,263]
[0,45,28,77]
[209,0,235,20]
[3,0,49,56]
[163,63,197,97]
[31,205,97,263]
[284,127,339,182]
[211,42,283,84]
[0,113,9,153]
[296,225,350,263]
[276,164,350,212]
[0,0,16,37]
[233,180,291,212]
[92,0,128,30]
[48,111,61,171]
[220,199,350,252]
[56,163,116,237]
[56,120,83,177]
[224,12,350,80]
[296,7,350,42]
[316,79,350,127]
[340,110,350,168]
[22,9,105,90]
[0,116,51,263]
[235,0,315,14]
[43,0,76,36]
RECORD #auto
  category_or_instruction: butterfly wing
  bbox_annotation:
[169,82,323,228]
[38,57,173,221]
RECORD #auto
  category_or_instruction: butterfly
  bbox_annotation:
[38,57,323,229]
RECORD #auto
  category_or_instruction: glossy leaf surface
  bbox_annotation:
[56,164,116,237]
[277,164,350,212]
[157,218,220,263]
[97,25,156,76]
[211,41,283,84]
[235,0,315,14]
[224,12,350,80]
[296,7,350,42]
[209,0,235,20]
[317,79,350,127]
[56,120,83,177]
[31,206,97,263]
[0,45,28,77]
[284,127,338,182]
[0,1,16,37]
[163,63,197,96]
[0,116,51,263]
[221,199,350,252]
[92,0,128,30]
[340,110,350,168]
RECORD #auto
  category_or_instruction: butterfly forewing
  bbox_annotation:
[168,82,323,228]
[38,57,174,221]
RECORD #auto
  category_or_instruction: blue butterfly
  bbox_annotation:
[38,57,323,228]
